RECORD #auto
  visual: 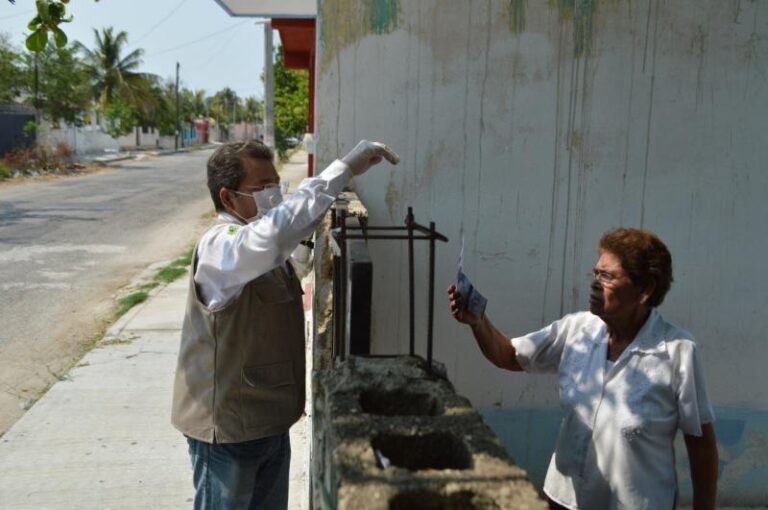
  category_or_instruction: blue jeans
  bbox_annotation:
[186,433,291,510]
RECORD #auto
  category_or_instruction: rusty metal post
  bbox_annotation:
[427,221,436,372]
[339,209,348,361]
[407,207,415,356]
[331,251,340,364]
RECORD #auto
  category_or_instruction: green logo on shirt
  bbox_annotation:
[227,225,241,235]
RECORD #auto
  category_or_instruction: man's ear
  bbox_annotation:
[219,187,236,214]
[639,278,657,305]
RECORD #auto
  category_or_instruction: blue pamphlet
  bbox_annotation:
[456,234,487,319]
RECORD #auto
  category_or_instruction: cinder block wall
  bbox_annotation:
[314,356,547,510]
[310,202,546,509]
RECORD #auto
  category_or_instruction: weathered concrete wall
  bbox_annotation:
[314,0,768,504]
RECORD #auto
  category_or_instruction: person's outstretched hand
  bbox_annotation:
[447,284,481,326]
[341,140,400,176]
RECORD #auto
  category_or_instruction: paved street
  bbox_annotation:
[0,149,314,509]
[0,150,214,434]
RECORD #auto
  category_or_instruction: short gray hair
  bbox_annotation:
[206,141,274,211]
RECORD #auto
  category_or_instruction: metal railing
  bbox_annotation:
[329,203,448,372]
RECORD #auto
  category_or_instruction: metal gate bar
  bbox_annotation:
[330,204,448,372]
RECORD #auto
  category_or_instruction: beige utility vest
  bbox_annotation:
[171,252,305,443]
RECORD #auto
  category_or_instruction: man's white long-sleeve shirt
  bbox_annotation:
[194,160,351,311]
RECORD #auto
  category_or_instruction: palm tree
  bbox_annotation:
[192,89,207,117]
[74,27,150,110]
[210,87,240,124]
[243,96,262,123]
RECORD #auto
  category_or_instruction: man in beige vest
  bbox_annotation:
[172,140,399,509]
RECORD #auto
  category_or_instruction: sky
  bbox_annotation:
[0,0,275,100]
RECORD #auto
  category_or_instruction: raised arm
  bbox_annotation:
[447,284,522,371]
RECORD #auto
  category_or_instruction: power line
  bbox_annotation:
[131,0,190,47]
[144,20,250,59]
[0,9,34,22]
[198,22,247,70]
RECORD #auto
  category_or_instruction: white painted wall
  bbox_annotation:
[316,0,767,409]
[315,1,768,500]
[39,122,119,156]
[40,123,177,155]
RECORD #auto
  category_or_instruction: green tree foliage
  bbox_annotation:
[25,0,73,52]
[191,89,208,118]
[74,27,159,135]
[13,0,100,53]
[74,27,149,109]
[273,46,308,157]
[22,45,91,124]
[102,96,139,136]
[0,34,25,103]
[135,80,211,137]
[209,87,241,125]
[243,96,262,124]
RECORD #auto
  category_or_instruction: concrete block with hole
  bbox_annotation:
[312,356,547,510]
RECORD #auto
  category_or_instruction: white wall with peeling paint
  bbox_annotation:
[315,0,768,503]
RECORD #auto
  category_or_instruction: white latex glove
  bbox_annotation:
[289,243,313,280]
[341,140,400,176]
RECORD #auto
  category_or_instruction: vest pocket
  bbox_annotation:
[248,269,297,305]
[253,280,295,305]
[241,361,299,429]
[243,361,295,388]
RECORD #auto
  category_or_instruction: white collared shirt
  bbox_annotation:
[194,160,351,311]
[511,309,715,510]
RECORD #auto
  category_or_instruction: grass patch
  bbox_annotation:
[137,281,160,292]
[153,248,193,284]
[155,266,188,283]
[116,291,149,317]
[171,248,193,267]
[112,246,193,318]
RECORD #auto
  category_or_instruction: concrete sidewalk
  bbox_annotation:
[0,149,314,509]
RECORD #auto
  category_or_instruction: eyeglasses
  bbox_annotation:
[588,269,623,287]
[232,182,285,198]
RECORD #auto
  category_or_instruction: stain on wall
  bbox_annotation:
[318,0,401,76]
[509,0,527,34]
[367,0,399,34]
[555,0,599,58]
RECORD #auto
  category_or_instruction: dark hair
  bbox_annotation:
[206,141,274,211]
[599,228,673,308]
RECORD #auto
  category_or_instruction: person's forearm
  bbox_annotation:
[686,425,718,510]
[470,317,521,371]
[259,161,352,261]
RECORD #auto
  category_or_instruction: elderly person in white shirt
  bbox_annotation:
[172,140,399,510]
[447,228,718,510]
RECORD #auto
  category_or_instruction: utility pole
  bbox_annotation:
[263,20,274,148]
[175,62,180,151]
[33,53,40,140]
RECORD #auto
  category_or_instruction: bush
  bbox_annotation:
[0,161,12,179]
[1,142,75,175]
[3,146,35,173]
[55,141,74,160]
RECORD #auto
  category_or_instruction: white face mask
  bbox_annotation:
[232,184,284,223]
[253,185,284,216]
